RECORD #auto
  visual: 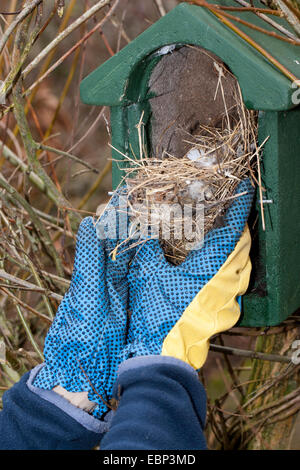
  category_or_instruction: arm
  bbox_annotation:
[0,356,206,451]
[101,356,207,451]
[101,179,254,450]
[0,365,111,450]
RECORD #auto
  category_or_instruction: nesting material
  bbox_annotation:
[119,86,258,265]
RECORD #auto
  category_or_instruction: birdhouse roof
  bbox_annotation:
[80,0,300,111]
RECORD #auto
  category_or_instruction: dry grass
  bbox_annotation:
[122,83,258,264]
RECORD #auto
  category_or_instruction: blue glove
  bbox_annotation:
[34,189,135,418]
[121,178,254,362]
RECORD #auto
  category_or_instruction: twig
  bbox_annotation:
[17,0,77,121]
[17,348,39,367]
[210,343,292,363]
[1,143,78,238]
[12,75,80,230]
[14,304,44,362]
[77,360,115,410]
[234,0,299,40]
[214,4,282,15]
[0,0,43,55]
[216,357,247,417]
[0,2,43,101]
[22,0,115,78]
[154,0,167,16]
[0,175,65,279]
[0,140,49,194]
[25,2,120,96]
[214,397,231,449]
[0,269,63,302]
[250,387,300,418]
[109,15,131,44]
[0,251,70,288]
[0,286,52,325]
[191,0,300,45]
[68,107,106,155]
[255,133,266,231]
[0,11,22,16]
[0,217,56,319]
[273,0,300,37]
[227,317,300,335]
[219,335,245,398]
[189,0,300,83]
[226,323,299,336]
[237,396,300,434]
[36,144,99,174]
[35,2,58,40]
[77,160,112,210]
[268,401,300,425]
[242,365,296,409]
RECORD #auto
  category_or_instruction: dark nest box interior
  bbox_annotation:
[149,46,240,158]
[80,0,300,327]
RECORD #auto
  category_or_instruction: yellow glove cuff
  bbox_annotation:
[161,225,252,369]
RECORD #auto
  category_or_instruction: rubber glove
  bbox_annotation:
[34,189,135,418]
[121,178,254,369]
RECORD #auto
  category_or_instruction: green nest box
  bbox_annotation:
[80,0,300,327]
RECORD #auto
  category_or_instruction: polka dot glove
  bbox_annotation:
[121,178,254,361]
[34,190,135,418]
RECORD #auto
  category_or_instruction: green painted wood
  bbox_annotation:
[242,108,300,326]
[80,1,300,111]
[80,1,300,326]
[110,99,153,189]
[109,52,160,188]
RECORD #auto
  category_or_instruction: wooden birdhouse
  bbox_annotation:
[80,0,300,327]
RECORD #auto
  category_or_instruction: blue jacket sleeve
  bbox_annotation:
[0,357,207,450]
[0,365,111,450]
[101,356,207,450]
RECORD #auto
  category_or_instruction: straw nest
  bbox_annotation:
[119,87,259,265]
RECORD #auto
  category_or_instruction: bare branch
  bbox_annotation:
[234,0,299,40]
[0,269,63,303]
[36,143,99,174]
[22,0,117,78]
[210,343,292,363]
[273,0,300,37]
[0,0,43,55]
[154,0,167,16]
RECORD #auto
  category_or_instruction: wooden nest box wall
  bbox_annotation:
[80,0,300,327]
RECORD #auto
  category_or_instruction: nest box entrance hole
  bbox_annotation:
[149,46,241,158]
[146,44,263,295]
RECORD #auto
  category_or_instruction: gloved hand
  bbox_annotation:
[121,178,254,369]
[34,189,136,418]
